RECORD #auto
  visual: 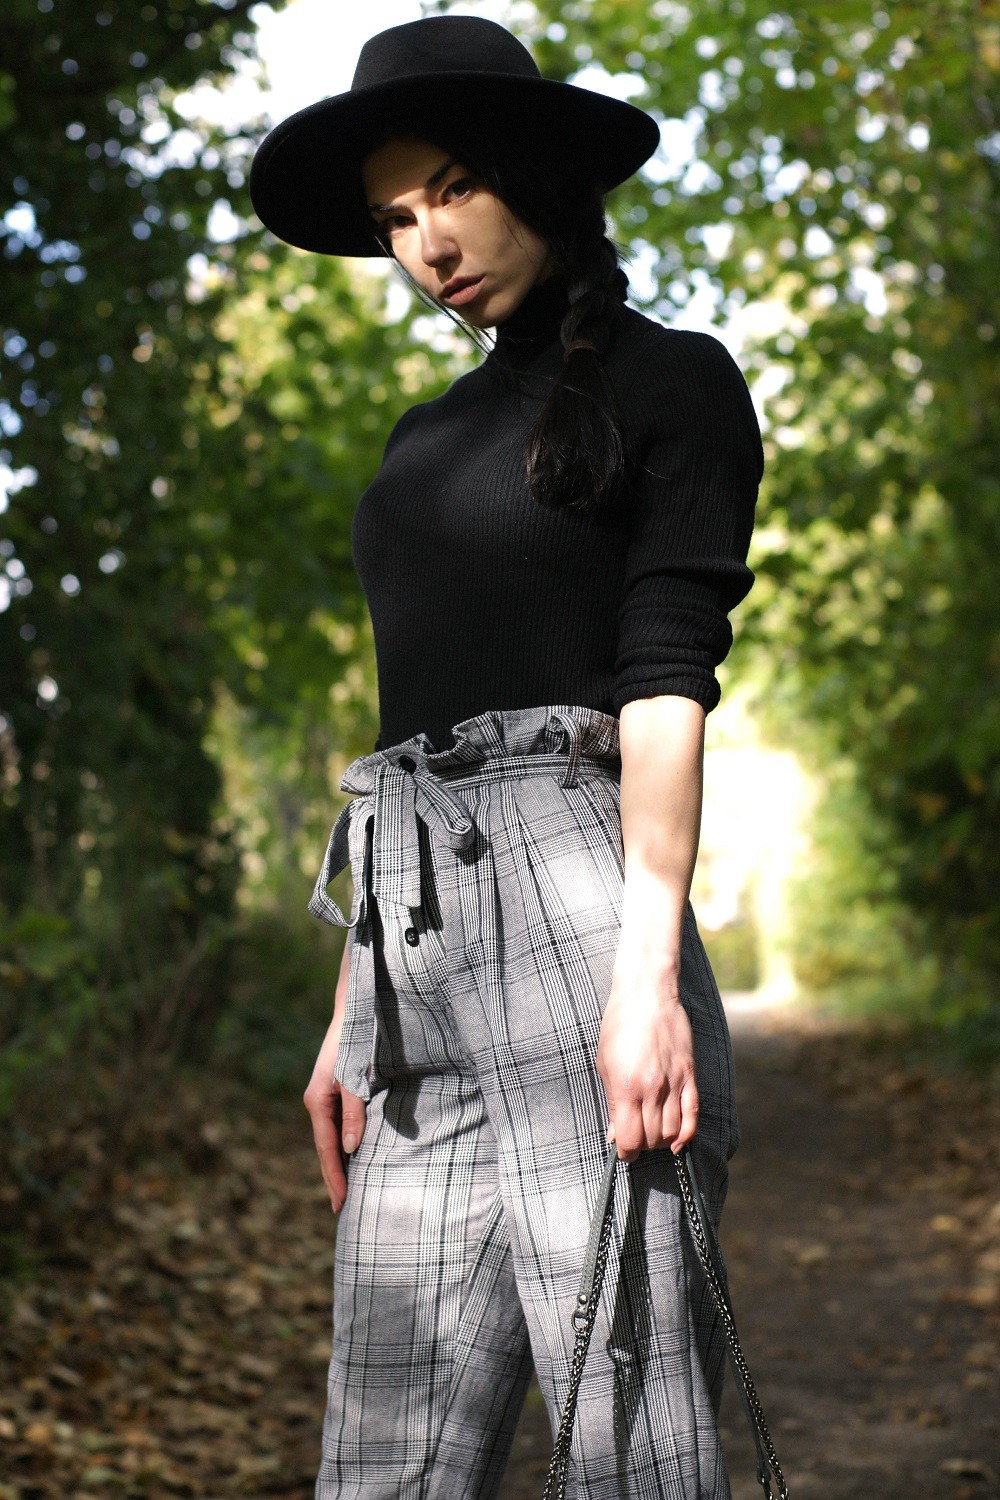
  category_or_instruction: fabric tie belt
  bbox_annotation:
[307,710,613,1100]
[308,749,480,928]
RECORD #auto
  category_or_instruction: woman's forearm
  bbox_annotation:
[334,926,353,1016]
[617,695,706,979]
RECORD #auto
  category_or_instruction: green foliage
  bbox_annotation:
[212,908,343,1096]
[196,245,462,870]
[0,905,90,1114]
[784,747,1000,1065]
[0,0,266,1107]
[701,910,762,992]
[0,2,465,1114]
[783,753,940,1012]
[3,0,998,1132]
[519,0,1000,1025]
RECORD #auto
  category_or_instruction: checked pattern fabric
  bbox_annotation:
[309,705,741,1500]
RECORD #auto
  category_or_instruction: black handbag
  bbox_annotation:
[542,1142,790,1500]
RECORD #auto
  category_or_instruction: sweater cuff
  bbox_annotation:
[612,670,721,717]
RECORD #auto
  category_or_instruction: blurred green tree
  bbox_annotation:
[0,0,266,1097]
[5,0,997,1122]
[196,244,463,906]
[0,1,460,1108]
[518,0,1000,1029]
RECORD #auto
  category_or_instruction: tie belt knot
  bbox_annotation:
[307,747,479,929]
[308,713,591,930]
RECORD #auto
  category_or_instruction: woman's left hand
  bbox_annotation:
[596,959,699,1163]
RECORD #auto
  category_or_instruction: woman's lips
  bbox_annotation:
[442,276,485,307]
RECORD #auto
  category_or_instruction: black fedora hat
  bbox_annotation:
[248,14,661,257]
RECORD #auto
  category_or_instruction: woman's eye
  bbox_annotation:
[373,178,473,234]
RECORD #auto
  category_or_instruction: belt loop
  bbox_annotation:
[552,710,584,788]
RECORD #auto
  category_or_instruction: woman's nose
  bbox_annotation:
[419,216,457,268]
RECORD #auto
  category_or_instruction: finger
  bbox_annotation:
[613,1097,644,1162]
[317,1142,348,1213]
[641,1092,667,1153]
[597,1057,619,1149]
[670,1076,700,1152]
[307,1085,347,1210]
[340,1091,368,1156]
[320,1110,352,1212]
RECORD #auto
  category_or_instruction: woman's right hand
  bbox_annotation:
[303,932,367,1214]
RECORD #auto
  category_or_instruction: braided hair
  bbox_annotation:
[523,188,630,516]
[364,118,633,518]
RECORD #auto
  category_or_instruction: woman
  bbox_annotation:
[250,15,764,1500]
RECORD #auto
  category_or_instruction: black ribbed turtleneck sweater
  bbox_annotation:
[352,269,764,753]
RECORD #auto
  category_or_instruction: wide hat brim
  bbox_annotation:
[249,72,661,257]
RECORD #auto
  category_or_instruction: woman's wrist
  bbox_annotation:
[618,872,685,974]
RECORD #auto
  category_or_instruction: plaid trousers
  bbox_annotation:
[309,705,741,1500]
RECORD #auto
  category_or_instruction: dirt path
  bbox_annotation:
[714,999,999,1500]
[503,996,1000,1499]
[2,998,997,1499]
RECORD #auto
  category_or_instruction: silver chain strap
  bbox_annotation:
[542,1143,790,1500]
[542,1146,618,1500]
[673,1146,789,1499]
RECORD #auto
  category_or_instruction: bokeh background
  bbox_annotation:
[1,3,998,1497]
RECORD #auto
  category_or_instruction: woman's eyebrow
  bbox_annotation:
[368,158,460,215]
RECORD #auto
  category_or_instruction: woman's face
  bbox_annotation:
[361,135,556,329]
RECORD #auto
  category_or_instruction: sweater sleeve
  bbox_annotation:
[611,330,764,717]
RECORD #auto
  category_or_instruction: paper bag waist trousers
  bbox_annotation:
[309,704,741,1500]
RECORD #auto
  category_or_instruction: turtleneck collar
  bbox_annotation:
[485,270,571,369]
[485,265,630,371]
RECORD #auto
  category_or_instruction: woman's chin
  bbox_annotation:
[447,303,496,331]
[463,288,523,330]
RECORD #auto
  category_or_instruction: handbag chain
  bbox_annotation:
[541,1142,790,1500]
